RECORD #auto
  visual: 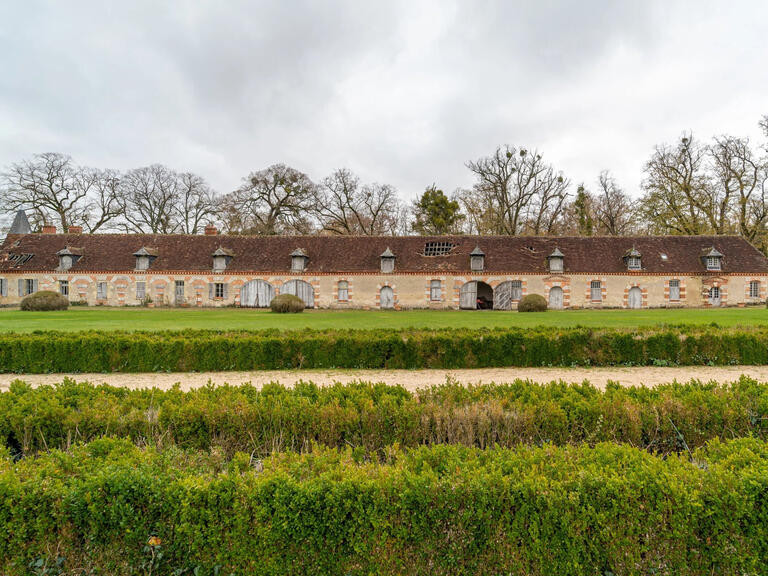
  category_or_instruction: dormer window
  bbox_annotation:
[133,247,158,271]
[291,248,308,273]
[212,247,233,273]
[625,247,642,271]
[470,246,485,272]
[380,247,395,274]
[547,248,564,273]
[703,248,723,271]
[56,247,82,271]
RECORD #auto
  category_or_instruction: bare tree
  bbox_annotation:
[82,168,122,232]
[223,164,316,235]
[176,172,219,234]
[639,134,717,235]
[0,152,119,232]
[710,135,768,244]
[465,145,570,235]
[313,168,404,236]
[119,164,181,234]
[593,171,636,235]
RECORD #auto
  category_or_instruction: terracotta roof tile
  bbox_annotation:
[1,233,767,274]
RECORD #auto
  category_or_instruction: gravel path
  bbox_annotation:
[3,366,768,391]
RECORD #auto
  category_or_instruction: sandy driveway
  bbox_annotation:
[3,366,768,391]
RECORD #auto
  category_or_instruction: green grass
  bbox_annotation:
[1,305,767,332]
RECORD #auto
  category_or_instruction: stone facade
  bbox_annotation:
[1,270,766,309]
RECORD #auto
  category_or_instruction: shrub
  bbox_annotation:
[3,377,768,457]
[270,293,305,313]
[19,291,69,311]
[517,293,547,312]
[1,438,767,575]
[1,326,768,373]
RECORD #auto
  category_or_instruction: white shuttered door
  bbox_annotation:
[241,280,275,308]
[281,280,314,308]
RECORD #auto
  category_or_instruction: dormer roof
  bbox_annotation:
[56,246,84,257]
[703,247,724,258]
[133,247,158,257]
[291,248,307,257]
[470,246,485,256]
[380,247,395,258]
[548,248,564,258]
[212,247,234,257]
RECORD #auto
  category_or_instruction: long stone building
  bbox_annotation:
[2,214,768,310]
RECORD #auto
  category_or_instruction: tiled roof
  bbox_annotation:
[1,233,767,274]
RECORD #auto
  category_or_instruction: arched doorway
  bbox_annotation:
[709,286,721,307]
[281,280,315,308]
[240,279,275,308]
[494,280,522,310]
[628,286,642,309]
[380,286,394,309]
[460,281,493,309]
[548,286,563,310]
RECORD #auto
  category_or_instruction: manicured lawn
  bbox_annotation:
[0,306,767,332]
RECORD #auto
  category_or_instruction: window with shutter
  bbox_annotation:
[750,280,760,299]
[136,282,146,300]
[338,281,349,302]
[510,280,522,301]
[669,279,680,301]
[97,282,107,300]
[0,278,6,297]
[59,280,69,297]
[430,280,441,301]
[590,281,602,302]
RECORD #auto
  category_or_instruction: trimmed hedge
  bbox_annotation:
[518,293,547,312]
[20,290,69,311]
[2,438,768,574]
[4,378,768,456]
[2,325,768,373]
[270,293,305,313]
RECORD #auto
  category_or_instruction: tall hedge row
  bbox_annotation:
[4,378,768,456]
[2,326,768,372]
[2,438,768,575]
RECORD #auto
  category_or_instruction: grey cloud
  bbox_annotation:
[0,0,766,205]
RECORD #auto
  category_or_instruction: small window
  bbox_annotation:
[669,279,680,301]
[136,282,146,300]
[0,278,6,297]
[97,282,107,300]
[136,256,149,271]
[424,242,455,257]
[510,280,522,301]
[381,258,394,274]
[430,280,441,301]
[707,256,721,271]
[213,256,226,272]
[59,280,69,297]
[470,255,484,272]
[291,256,305,273]
[549,258,563,273]
[215,282,225,299]
[338,281,349,302]
[60,255,72,270]
[23,278,37,296]
[628,256,641,270]
[590,280,602,302]
[750,280,760,299]
[660,253,668,261]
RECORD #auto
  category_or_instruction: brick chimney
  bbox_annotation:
[42,224,57,234]
[68,225,83,234]
[204,225,218,236]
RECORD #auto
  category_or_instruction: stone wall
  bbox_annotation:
[0,271,765,309]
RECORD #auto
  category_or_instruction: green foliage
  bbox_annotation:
[3,325,768,372]
[3,377,768,457]
[20,291,69,312]
[518,294,548,312]
[411,185,464,235]
[269,294,305,313]
[2,438,768,574]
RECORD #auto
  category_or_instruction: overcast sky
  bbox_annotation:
[1,0,766,205]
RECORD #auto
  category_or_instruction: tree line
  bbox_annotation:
[2,114,766,249]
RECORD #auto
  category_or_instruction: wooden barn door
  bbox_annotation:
[282,280,315,308]
[459,282,477,309]
[494,282,514,310]
[380,286,394,309]
[549,286,563,309]
[241,280,275,308]
[628,287,642,309]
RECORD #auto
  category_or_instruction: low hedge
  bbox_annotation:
[2,325,768,373]
[4,378,768,457]
[2,438,768,575]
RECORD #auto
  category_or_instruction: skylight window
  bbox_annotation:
[8,253,34,266]
[423,242,455,256]
[660,253,668,261]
